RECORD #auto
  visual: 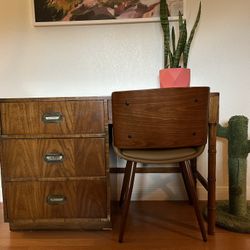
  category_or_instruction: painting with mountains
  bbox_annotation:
[33,0,183,24]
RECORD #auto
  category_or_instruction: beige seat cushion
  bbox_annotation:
[114,146,205,164]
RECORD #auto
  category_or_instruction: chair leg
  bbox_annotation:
[186,158,198,205]
[180,161,192,205]
[119,161,133,207]
[181,161,207,242]
[190,158,197,188]
[119,162,137,243]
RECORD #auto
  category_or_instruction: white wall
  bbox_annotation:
[0,0,249,201]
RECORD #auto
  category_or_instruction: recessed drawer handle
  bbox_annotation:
[44,153,64,163]
[47,195,66,205]
[42,112,63,123]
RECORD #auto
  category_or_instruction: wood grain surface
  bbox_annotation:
[0,201,250,249]
[1,138,106,178]
[0,97,110,231]
[112,87,209,149]
[5,180,107,221]
[0,100,105,135]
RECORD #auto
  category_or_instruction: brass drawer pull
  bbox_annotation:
[44,153,64,163]
[47,195,66,205]
[42,112,63,123]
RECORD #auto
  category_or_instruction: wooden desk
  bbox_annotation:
[0,93,218,234]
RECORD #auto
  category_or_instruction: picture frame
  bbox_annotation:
[31,0,185,26]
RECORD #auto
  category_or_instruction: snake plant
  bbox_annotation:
[160,0,201,68]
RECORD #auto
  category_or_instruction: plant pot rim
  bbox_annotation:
[160,68,190,71]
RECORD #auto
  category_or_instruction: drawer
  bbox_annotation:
[5,180,107,220]
[1,138,106,178]
[0,100,105,135]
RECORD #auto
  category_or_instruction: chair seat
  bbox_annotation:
[114,146,205,164]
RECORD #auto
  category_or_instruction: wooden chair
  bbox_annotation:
[111,87,219,242]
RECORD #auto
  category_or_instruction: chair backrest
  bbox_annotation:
[112,87,210,149]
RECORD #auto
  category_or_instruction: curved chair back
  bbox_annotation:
[112,87,210,149]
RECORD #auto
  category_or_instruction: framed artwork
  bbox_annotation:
[32,0,185,26]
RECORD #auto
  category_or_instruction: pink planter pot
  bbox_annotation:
[159,68,190,88]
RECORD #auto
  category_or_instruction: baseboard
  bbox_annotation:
[198,186,250,201]
[130,186,250,201]
[197,186,228,200]
[111,174,250,201]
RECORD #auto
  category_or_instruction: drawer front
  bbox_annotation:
[0,100,105,135]
[1,138,106,178]
[5,180,107,220]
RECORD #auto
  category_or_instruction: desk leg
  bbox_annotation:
[207,124,217,235]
